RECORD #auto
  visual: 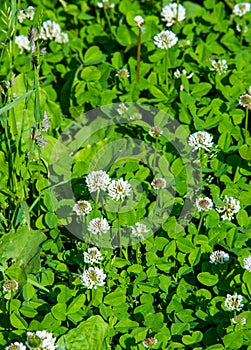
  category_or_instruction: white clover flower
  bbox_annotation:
[178,39,190,48]
[233,2,250,17]
[3,280,18,292]
[117,103,128,115]
[216,196,240,221]
[236,23,248,33]
[15,35,31,54]
[80,267,106,289]
[41,111,50,132]
[26,330,57,350]
[151,178,166,190]
[134,15,144,28]
[232,315,246,325]
[116,68,130,80]
[88,218,110,235]
[142,337,158,348]
[18,6,35,23]
[97,0,115,8]
[174,68,193,79]
[154,30,178,50]
[196,197,213,212]
[39,20,61,41]
[55,32,69,44]
[210,250,229,264]
[86,170,111,193]
[149,126,163,137]
[161,3,186,27]
[188,131,214,152]
[131,222,149,240]
[108,178,132,200]
[210,59,228,75]
[224,294,244,312]
[84,247,103,264]
[6,342,26,350]
[73,200,92,216]
[239,94,251,108]
[243,255,251,272]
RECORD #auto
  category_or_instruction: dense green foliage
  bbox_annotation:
[0,0,251,349]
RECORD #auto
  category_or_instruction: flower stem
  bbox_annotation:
[194,213,205,243]
[136,27,142,84]
[94,190,100,217]
[245,106,249,144]
[103,7,113,35]
[165,50,169,89]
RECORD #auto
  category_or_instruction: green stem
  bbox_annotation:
[118,203,122,257]
[165,50,169,89]
[85,288,96,315]
[194,213,205,243]
[94,190,100,217]
[136,28,142,84]
[103,7,112,35]
[245,106,249,144]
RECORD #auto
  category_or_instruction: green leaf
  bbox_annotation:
[115,319,139,333]
[191,83,212,98]
[223,332,243,349]
[57,315,109,350]
[51,303,67,321]
[239,144,251,160]
[182,331,203,345]
[67,294,86,314]
[83,46,106,65]
[197,272,219,286]
[103,288,126,306]
[10,311,28,329]
[0,89,33,116]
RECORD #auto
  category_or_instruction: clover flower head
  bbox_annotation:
[134,15,144,28]
[161,3,186,27]
[151,178,166,190]
[73,200,92,216]
[88,217,110,235]
[80,266,106,289]
[224,294,244,311]
[243,255,251,272]
[174,68,193,79]
[15,35,31,54]
[142,337,158,348]
[117,103,128,115]
[86,170,111,193]
[233,2,250,17]
[178,39,190,48]
[116,68,130,80]
[239,94,251,108]
[196,197,213,211]
[97,0,115,8]
[232,315,246,325]
[41,111,50,132]
[188,131,214,152]
[154,30,178,49]
[210,59,228,75]
[5,342,26,350]
[131,222,149,240]
[55,32,69,44]
[108,178,131,200]
[39,20,61,40]
[26,330,57,349]
[84,247,103,264]
[216,196,240,221]
[149,126,163,137]
[210,250,229,264]
[3,280,19,292]
[18,6,35,23]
